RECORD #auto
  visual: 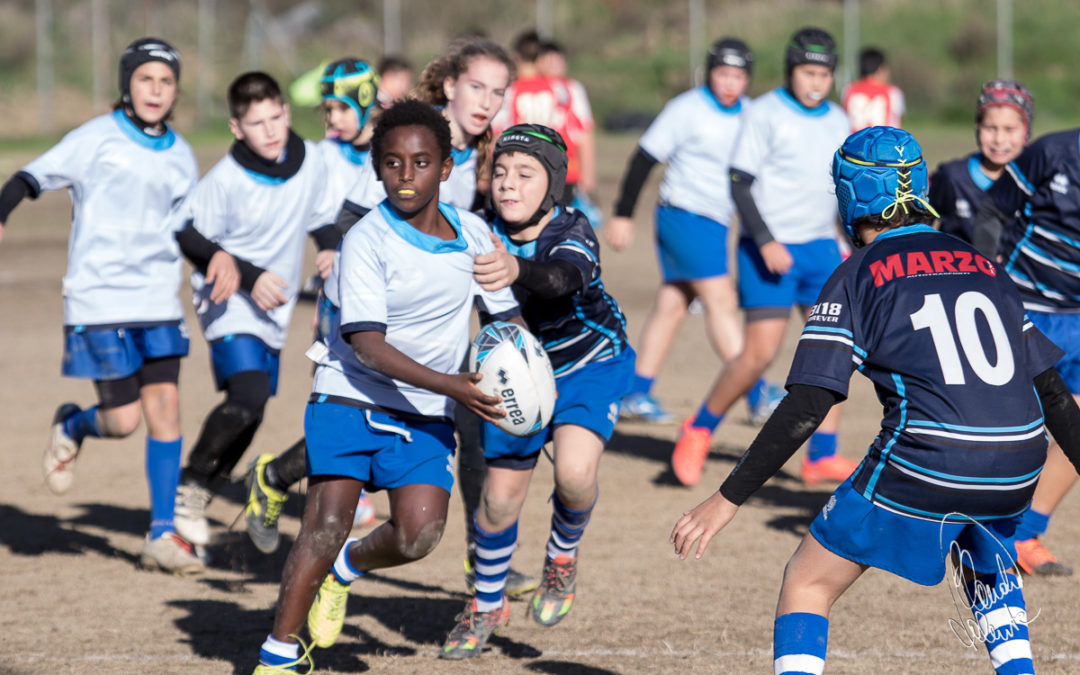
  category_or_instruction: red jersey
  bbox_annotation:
[495,75,584,185]
[842,78,906,131]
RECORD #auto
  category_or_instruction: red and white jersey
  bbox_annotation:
[842,78,906,131]
[494,75,585,185]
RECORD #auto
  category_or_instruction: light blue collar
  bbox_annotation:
[776,87,830,117]
[112,109,176,151]
[377,200,468,253]
[700,86,741,114]
[451,146,474,166]
[967,154,995,191]
[338,141,369,166]
[874,223,938,241]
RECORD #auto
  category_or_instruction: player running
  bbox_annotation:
[0,38,201,573]
[672,126,1080,675]
[440,125,634,659]
[670,27,853,487]
[253,99,519,673]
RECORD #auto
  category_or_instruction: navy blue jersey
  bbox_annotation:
[928,153,995,243]
[987,128,1080,312]
[788,224,1062,521]
[492,207,630,377]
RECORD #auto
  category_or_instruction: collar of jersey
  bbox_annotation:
[967,154,996,191]
[451,145,474,166]
[776,87,830,117]
[699,86,741,114]
[337,140,370,165]
[377,200,467,253]
[111,109,176,151]
[491,207,563,258]
[874,223,938,241]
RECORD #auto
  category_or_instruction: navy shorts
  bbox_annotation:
[737,237,842,310]
[63,321,189,381]
[655,205,730,282]
[1027,311,1080,393]
[210,334,280,396]
[483,348,635,470]
[810,476,1022,586]
[305,399,456,493]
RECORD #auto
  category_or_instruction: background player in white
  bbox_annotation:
[254,100,519,672]
[671,27,853,488]
[171,72,338,548]
[672,126,1080,675]
[606,38,780,424]
[0,38,202,574]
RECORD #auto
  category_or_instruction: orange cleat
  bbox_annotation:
[671,417,713,486]
[1014,537,1073,576]
[800,454,858,486]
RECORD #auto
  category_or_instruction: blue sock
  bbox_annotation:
[807,432,838,462]
[146,437,182,539]
[1013,508,1050,542]
[745,378,767,409]
[691,403,724,432]
[774,612,828,675]
[473,516,518,612]
[259,634,300,668]
[63,406,102,444]
[964,571,1033,674]
[547,491,595,560]
[629,374,654,397]
[331,537,364,584]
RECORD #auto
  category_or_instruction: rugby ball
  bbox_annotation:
[469,322,556,436]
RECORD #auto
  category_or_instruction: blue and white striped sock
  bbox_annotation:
[146,436,182,540]
[259,634,299,668]
[473,517,518,612]
[773,612,828,675]
[331,537,364,584]
[546,491,594,561]
[965,572,1033,675]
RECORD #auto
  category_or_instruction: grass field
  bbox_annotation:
[1,129,1078,674]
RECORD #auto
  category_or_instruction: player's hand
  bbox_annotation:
[473,233,519,291]
[446,372,506,423]
[604,216,634,251]
[670,491,739,560]
[206,250,240,304]
[760,241,793,275]
[315,249,336,279]
[251,271,289,311]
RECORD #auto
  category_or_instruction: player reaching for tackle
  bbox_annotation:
[671,126,1080,675]
[0,38,202,574]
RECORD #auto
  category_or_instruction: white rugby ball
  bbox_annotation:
[469,322,556,436]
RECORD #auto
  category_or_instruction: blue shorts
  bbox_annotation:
[1027,311,1080,393]
[737,237,842,310]
[210,334,280,395]
[62,321,189,381]
[810,476,1021,586]
[304,400,456,493]
[655,205,729,282]
[483,348,635,470]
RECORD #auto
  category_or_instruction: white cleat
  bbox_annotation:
[43,403,82,495]
[173,483,213,546]
[138,532,205,575]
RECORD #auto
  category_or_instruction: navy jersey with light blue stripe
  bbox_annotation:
[928,153,997,243]
[787,225,1062,521]
[491,207,629,377]
[987,128,1080,312]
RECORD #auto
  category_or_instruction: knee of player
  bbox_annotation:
[299,515,352,560]
[553,469,598,505]
[98,404,143,437]
[479,491,525,529]
[395,517,446,561]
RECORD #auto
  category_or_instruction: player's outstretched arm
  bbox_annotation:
[350,331,506,423]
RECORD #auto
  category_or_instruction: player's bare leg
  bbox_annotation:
[690,276,744,362]
[97,400,144,438]
[776,534,867,618]
[477,466,532,532]
[140,382,180,441]
[1030,444,1079,514]
[622,283,692,423]
[551,426,604,510]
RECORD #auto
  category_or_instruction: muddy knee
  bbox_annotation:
[395,517,446,561]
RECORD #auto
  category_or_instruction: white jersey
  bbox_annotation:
[730,88,849,243]
[311,201,519,419]
[315,138,369,208]
[342,146,478,214]
[639,87,748,225]
[184,138,338,350]
[19,110,198,326]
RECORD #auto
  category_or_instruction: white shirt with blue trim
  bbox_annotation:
[312,201,520,418]
[183,139,339,350]
[638,88,748,225]
[315,138,369,211]
[19,111,198,326]
[730,88,849,244]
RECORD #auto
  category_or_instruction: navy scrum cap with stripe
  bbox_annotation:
[119,37,181,103]
[494,124,568,222]
[707,38,753,75]
[785,27,837,76]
